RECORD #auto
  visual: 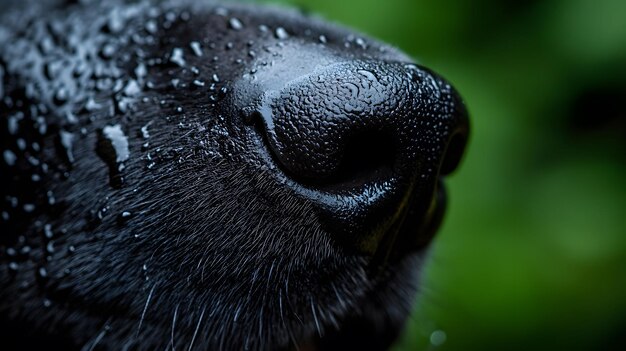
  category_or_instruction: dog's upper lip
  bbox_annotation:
[413,179,447,249]
[369,179,446,270]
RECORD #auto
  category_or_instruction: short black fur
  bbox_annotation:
[0,1,469,350]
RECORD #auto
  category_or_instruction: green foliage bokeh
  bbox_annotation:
[260,0,626,350]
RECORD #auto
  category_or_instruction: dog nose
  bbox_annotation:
[256,61,469,256]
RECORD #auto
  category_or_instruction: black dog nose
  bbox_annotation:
[256,61,468,255]
[263,61,467,185]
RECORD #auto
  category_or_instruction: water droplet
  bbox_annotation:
[20,246,31,255]
[135,63,147,80]
[100,43,116,59]
[96,205,109,221]
[141,122,152,139]
[38,267,48,279]
[219,86,229,98]
[117,211,133,223]
[358,69,377,82]
[404,63,419,71]
[8,262,18,272]
[319,35,327,44]
[16,138,26,151]
[44,223,54,239]
[190,41,203,57]
[275,27,289,40]
[145,20,158,34]
[355,37,367,49]
[3,149,16,166]
[36,116,47,135]
[212,74,220,83]
[47,191,56,206]
[105,11,124,33]
[193,79,205,87]
[84,97,102,112]
[96,124,130,189]
[165,11,177,23]
[59,130,75,164]
[46,241,55,254]
[228,18,243,31]
[7,113,20,135]
[170,47,186,67]
[123,80,141,96]
[53,87,69,105]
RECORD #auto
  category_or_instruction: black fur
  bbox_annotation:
[0,1,469,350]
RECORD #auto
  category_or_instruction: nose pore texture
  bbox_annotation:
[263,61,466,186]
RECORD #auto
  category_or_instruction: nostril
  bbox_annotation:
[254,106,398,188]
[439,128,469,176]
[328,130,396,187]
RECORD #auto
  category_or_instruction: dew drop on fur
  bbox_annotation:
[96,124,130,188]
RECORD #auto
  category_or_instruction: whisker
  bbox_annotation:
[136,283,156,337]
[82,318,112,351]
[82,329,106,351]
[310,296,322,337]
[188,306,205,351]
[170,303,179,351]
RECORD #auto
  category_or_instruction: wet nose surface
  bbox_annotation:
[254,60,468,256]
[263,61,467,186]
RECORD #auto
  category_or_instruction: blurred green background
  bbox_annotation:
[260,0,626,350]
